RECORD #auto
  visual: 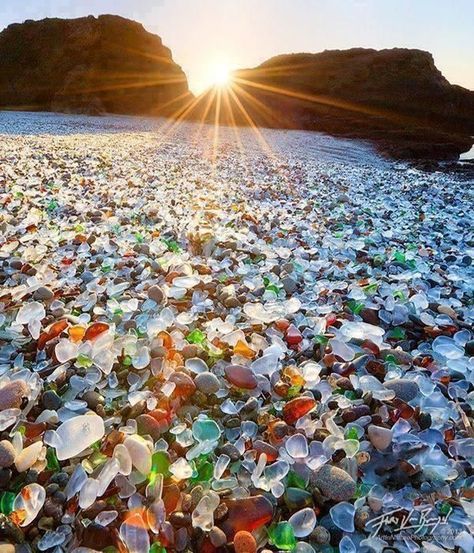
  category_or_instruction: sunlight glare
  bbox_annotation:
[210,61,231,88]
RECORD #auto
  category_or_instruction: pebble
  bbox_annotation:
[194,372,220,394]
[312,465,356,501]
[367,425,393,451]
[147,285,165,304]
[224,365,258,389]
[41,390,62,410]
[81,390,105,409]
[384,378,419,402]
[0,441,16,468]
[33,286,54,301]
[311,526,331,545]
[281,276,297,294]
[0,380,29,410]
[136,414,165,440]
[15,442,43,472]
[209,526,227,547]
[234,530,257,553]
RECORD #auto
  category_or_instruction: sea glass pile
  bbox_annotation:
[0,112,472,553]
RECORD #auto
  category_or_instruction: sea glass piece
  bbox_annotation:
[47,414,104,460]
[13,483,46,526]
[268,522,297,551]
[192,418,221,442]
[224,365,258,389]
[220,495,273,540]
[330,501,355,532]
[120,512,150,553]
[288,508,317,538]
[283,397,316,424]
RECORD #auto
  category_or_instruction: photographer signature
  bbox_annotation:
[367,506,451,537]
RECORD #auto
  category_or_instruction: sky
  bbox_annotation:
[0,0,473,94]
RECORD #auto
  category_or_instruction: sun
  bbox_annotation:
[192,58,234,94]
[210,62,231,88]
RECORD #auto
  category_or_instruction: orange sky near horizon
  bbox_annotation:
[0,0,473,95]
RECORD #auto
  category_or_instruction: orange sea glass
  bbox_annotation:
[69,325,86,343]
[234,340,255,359]
[84,322,109,341]
[282,397,316,424]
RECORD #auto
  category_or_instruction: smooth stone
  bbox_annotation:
[281,276,297,294]
[0,441,16,468]
[42,390,62,410]
[147,285,165,304]
[465,340,474,355]
[312,465,356,501]
[367,425,393,451]
[136,414,166,440]
[0,380,29,410]
[380,349,413,365]
[33,286,54,300]
[80,271,95,283]
[219,443,241,462]
[82,390,105,409]
[194,372,220,394]
[384,378,419,402]
[311,526,331,544]
[209,526,227,547]
[169,372,196,399]
[224,296,241,308]
[15,441,43,472]
[360,307,380,325]
[123,434,152,474]
[234,530,257,553]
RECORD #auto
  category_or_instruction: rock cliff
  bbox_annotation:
[0,15,192,115]
[193,48,474,160]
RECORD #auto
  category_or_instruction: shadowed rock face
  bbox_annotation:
[0,15,192,115]
[193,48,474,160]
[1,19,472,162]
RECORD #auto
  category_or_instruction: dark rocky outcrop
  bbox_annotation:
[191,48,474,160]
[1,18,472,161]
[0,15,192,115]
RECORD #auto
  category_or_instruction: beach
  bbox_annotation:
[0,111,472,551]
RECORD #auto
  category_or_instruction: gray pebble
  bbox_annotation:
[384,378,419,402]
[82,390,105,409]
[0,441,16,468]
[312,465,356,501]
[209,526,227,547]
[0,380,29,410]
[148,285,165,304]
[281,276,297,294]
[33,286,54,300]
[42,390,62,410]
[194,372,220,394]
[219,443,241,461]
